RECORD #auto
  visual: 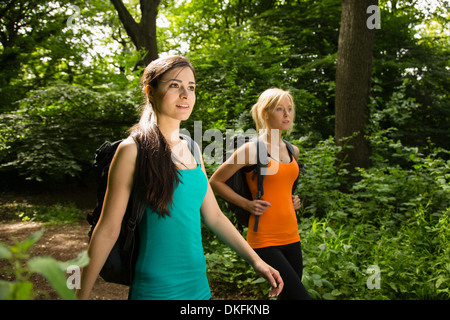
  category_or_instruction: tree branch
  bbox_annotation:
[109,0,140,48]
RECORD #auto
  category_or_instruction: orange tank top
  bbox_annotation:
[244,155,300,249]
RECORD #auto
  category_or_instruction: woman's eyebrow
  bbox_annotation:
[166,78,196,85]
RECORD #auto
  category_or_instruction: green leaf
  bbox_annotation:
[27,256,76,300]
[313,278,323,287]
[251,277,266,285]
[0,243,12,260]
[18,228,44,253]
[331,289,342,296]
[389,282,398,292]
[436,275,445,289]
[321,278,334,289]
[2,281,34,300]
[0,280,13,300]
[58,251,90,270]
[322,292,336,300]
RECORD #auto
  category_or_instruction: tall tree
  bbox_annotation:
[335,0,378,172]
[109,0,161,67]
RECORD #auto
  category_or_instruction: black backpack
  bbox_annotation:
[87,137,146,286]
[223,136,302,232]
[87,134,199,286]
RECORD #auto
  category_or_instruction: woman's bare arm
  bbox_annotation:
[76,137,137,299]
[210,143,271,215]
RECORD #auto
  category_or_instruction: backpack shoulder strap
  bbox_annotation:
[283,139,295,159]
[282,139,306,195]
[283,138,305,173]
[252,136,269,232]
[254,137,268,200]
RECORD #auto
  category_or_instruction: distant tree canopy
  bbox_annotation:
[0,0,448,185]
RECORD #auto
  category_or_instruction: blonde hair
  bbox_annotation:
[251,88,295,134]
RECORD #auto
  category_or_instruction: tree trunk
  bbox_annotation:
[110,0,161,67]
[335,0,378,173]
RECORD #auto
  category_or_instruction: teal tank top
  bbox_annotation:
[129,157,210,300]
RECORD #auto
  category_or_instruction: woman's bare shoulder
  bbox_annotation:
[111,137,138,167]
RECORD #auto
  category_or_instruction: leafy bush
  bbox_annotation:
[17,202,84,224]
[0,84,139,183]
[294,136,348,218]
[300,205,449,300]
[203,228,271,299]
[1,200,85,224]
[296,133,450,300]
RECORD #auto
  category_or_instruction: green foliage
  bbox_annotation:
[0,228,89,300]
[0,0,86,111]
[294,133,450,300]
[203,230,271,299]
[373,2,450,150]
[294,136,348,217]
[0,84,140,182]
[300,206,449,300]
[4,201,85,224]
[164,0,449,150]
[1,0,449,186]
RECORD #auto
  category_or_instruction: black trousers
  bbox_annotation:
[254,241,311,300]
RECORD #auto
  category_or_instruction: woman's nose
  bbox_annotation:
[180,87,188,98]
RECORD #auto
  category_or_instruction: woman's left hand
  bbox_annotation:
[292,195,302,210]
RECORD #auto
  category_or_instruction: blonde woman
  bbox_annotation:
[76,56,283,300]
[210,88,311,300]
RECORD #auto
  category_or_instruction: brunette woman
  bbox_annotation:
[76,56,283,300]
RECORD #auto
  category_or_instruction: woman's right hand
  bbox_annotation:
[246,199,271,216]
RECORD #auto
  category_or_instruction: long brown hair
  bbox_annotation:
[129,55,196,218]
